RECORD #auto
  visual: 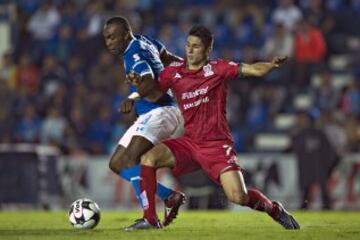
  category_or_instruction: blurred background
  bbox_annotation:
[0,0,359,211]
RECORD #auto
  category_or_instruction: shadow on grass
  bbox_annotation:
[0,228,122,236]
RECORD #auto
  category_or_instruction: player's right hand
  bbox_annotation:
[126,70,141,86]
[119,98,134,113]
[272,56,288,68]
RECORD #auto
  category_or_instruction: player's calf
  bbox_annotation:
[226,191,249,206]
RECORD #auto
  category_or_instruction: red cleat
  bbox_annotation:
[163,191,186,226]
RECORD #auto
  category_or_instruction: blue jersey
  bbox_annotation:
[123,34,175,115]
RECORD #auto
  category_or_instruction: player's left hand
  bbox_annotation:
[119,98,134,113]
[271,56,288,68]
[126,70,141,86]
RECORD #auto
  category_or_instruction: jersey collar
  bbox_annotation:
[182,60,209,74]
[123,37,136,55]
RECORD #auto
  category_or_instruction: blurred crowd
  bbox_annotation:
[1,0,360,156]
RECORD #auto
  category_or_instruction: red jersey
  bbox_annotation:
[159,59,240,143]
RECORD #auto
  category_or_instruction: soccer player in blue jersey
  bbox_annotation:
[103,16,185,226]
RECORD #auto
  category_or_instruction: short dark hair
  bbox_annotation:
[105,16,131,32]
[188,25,213,50]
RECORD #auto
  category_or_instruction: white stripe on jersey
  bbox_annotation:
[140,70,155,78]
[132,60,147,69]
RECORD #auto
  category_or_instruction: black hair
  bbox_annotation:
[188,25,213,50]
[105,16,131,32]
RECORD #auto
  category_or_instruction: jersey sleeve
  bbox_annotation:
[146,36,166,53]
[217,59,240,81]
[158,67,173,92]
[127,51,155,78]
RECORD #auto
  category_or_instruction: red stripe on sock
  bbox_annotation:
[247,188,279,217]
[140,165,158,224]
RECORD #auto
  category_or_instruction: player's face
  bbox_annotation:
[103,24,129,55]
[185,35,209,68]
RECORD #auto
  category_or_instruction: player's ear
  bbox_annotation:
[206,40,213,55]
[206,45,212,57]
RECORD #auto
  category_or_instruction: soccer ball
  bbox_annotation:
[68,198,101,229]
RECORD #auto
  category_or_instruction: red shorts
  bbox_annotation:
[163,136,241,184]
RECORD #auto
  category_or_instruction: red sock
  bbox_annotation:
[247,188,280,218]
[140,165,158,225]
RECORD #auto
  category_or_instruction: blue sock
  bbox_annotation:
[119,165,174,204]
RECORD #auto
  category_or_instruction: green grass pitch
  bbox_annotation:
[0,211,359,240]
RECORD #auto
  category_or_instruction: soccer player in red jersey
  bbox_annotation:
[125,25,300,231]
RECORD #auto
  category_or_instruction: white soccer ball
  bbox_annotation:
[68,198,101,229]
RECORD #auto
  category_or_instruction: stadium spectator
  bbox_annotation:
[44,83,70,120]
[88,50,118,94]
[318,111,347,202]
[339,80,360,116]
[17,53,40,94]
[291,111,336,209]
[87,105,113,154]
[68,101,89,145]
[294,18,327,64]
[312,69,339,112]
[65,55,86,87]
[58,1,84,30]
[344,113,360,152]
[318,111,347,158]
[14,103,42,143]
[272,0,303,32]
[40,108,68,146]
[262,22,293,84]
[263,22,294,59]
[246,87,269,131]
[85,1,106,38]
[0,80,14,142]
[39,55,67,97]
[0,51,18,90]
[50,24,75,63]
[27,1,60,61]
[301,0,326,26]
[0,106,13,143]
[293,18,327,89]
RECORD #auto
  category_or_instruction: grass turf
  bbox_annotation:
[0,211,359,240]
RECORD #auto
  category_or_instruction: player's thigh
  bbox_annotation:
[220,170,248,203]
[125,135,154,165]
[117,125,154,166]
[162,137,201,176]
[141,143,176,168]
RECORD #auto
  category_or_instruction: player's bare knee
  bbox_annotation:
[109,155,122,173]
[109,150,136,173]
[228,190,248,205]
[124,151,140,168]
[140,150,157,167]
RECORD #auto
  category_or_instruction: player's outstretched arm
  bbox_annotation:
[240,56,287,77]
